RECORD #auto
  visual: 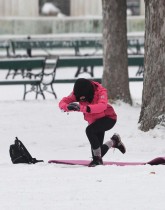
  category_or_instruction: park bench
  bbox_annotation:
[0,55,143,100]
[0,57,57,100]
[10,37,102,58]
[48,55,144,79]
[10,36,144,58]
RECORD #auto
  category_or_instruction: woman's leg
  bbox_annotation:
[91,132,105,157]
[86,117,116,156]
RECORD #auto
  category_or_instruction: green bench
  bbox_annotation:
[10,36,144,58]
[0,57,57,100]
[0,55,143,100]
[50,55,144,79]
[10,37,102,57]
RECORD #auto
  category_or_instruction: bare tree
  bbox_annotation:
[102,0,132,104]
[139,0,165,131]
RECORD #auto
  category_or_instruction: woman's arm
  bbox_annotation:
[59,92,76,112]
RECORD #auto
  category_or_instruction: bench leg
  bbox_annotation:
[5,69,11,79]
[35,85,39,99]
[23,85,27,100]
[6,69,18,79]
[136,66,144,76]
[38,85,45,99]
[40,84,57,99]
[13,69,18,79]
[23,84,45,100]
[50,84,57,99]
[90,66,94,77]
[35,85,45,99]
[75,66,94,77]
[75,67,81,77]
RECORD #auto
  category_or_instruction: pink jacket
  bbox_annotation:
[59,81,117,124]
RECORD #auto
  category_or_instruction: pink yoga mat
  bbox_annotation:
[48,157,165,166]
[48,159,145,166]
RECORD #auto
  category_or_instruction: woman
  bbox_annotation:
[59,78,126,167]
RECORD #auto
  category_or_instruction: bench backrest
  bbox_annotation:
[11,38,103,56]
[11,39,102,49]
[56,56,103,68]
[128,55,144,66]
[11,37,144,56]
[11,38,144,49]
[56,55,144,68]
[0,57,46,70]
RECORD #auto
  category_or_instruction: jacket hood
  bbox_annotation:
[73,78,94,102]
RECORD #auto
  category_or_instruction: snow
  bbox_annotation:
[0,32,144,40]
[0,69,165,210]
[41,3,60,16]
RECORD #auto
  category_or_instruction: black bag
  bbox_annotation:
[9,137,44,164]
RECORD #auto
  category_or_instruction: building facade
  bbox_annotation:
[0,0,145,17]
[0,0,39,16]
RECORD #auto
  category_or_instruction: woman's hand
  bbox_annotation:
[67,103,80,111]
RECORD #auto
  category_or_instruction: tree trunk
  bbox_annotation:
[139,0,165,131]
[102,0,132,104]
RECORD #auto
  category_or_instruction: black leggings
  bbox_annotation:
[86,117,116,157]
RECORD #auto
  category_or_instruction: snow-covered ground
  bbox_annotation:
[0,67,165,210]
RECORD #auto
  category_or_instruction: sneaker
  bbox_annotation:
[111,133,126,154]
[88,156,103,167]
